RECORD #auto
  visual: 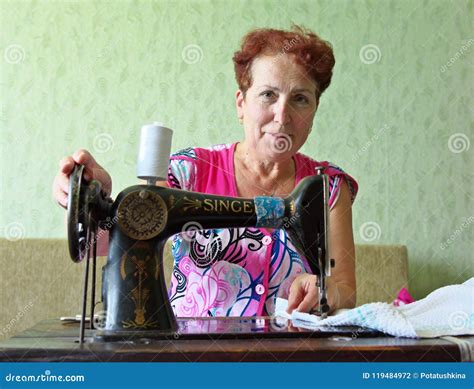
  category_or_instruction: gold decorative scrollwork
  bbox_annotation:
[120,253,159,329]
[168,195,175,209]
[181,196,202,212]
[118,190,167,240]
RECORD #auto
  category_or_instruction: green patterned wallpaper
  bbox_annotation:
[1,0,472,298]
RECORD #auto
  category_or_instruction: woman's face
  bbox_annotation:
[236,54,319,161]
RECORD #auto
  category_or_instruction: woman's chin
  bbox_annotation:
[265,134,293,152]
[260,135,296,160]
[260,148,294,163]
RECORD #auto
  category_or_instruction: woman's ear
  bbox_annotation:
[235,89,245,121]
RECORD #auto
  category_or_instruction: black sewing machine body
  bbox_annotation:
[67,165,331,341]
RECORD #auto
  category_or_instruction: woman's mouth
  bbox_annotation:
[265,132,293,138]
[265,133,294,153]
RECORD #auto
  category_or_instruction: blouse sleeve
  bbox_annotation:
[167,148,197,191]
[324,163,359,210]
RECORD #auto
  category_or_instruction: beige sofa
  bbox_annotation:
[0,238,408,341]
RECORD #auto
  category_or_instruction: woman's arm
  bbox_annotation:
[287,180,356,313]
[325,180,356,309]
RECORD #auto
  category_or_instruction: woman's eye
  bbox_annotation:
[294,95,309,104]
[261,91,275,100]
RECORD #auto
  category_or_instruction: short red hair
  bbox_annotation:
[233,25,335,97]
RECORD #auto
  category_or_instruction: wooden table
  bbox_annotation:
[0,318,470,362]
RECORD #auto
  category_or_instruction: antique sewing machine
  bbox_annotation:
[67,124,333,343]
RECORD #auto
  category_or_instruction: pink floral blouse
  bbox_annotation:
[167,143,358,317]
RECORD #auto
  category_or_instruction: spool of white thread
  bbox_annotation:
[136,122,173,184]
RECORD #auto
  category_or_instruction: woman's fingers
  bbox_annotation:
[287,275,319,313]
[71,149,97,181]
[72,149,96,167]
[60,152,95,179]
[52,173,70,209]
[296,285,318,313]
[54,150,93,207]
[57,172,70,194]
[54,149,112,209]
[70,149,111,193]
[56,189,68,208]
[59,156,75,175]
[287,283,305,313]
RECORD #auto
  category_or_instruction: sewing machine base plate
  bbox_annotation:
[94,317,383,342]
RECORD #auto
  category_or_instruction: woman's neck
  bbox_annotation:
[235,141,294,180]
[233,141,296,198]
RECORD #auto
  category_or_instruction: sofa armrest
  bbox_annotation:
[355,244,409,305]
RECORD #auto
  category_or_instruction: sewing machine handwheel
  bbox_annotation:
[67,164,90,262]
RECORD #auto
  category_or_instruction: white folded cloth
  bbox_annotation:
[274,278,474,338]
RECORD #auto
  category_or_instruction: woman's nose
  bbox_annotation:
[273,100,291,126]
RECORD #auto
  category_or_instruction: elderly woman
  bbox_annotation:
[53,26,358,317]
